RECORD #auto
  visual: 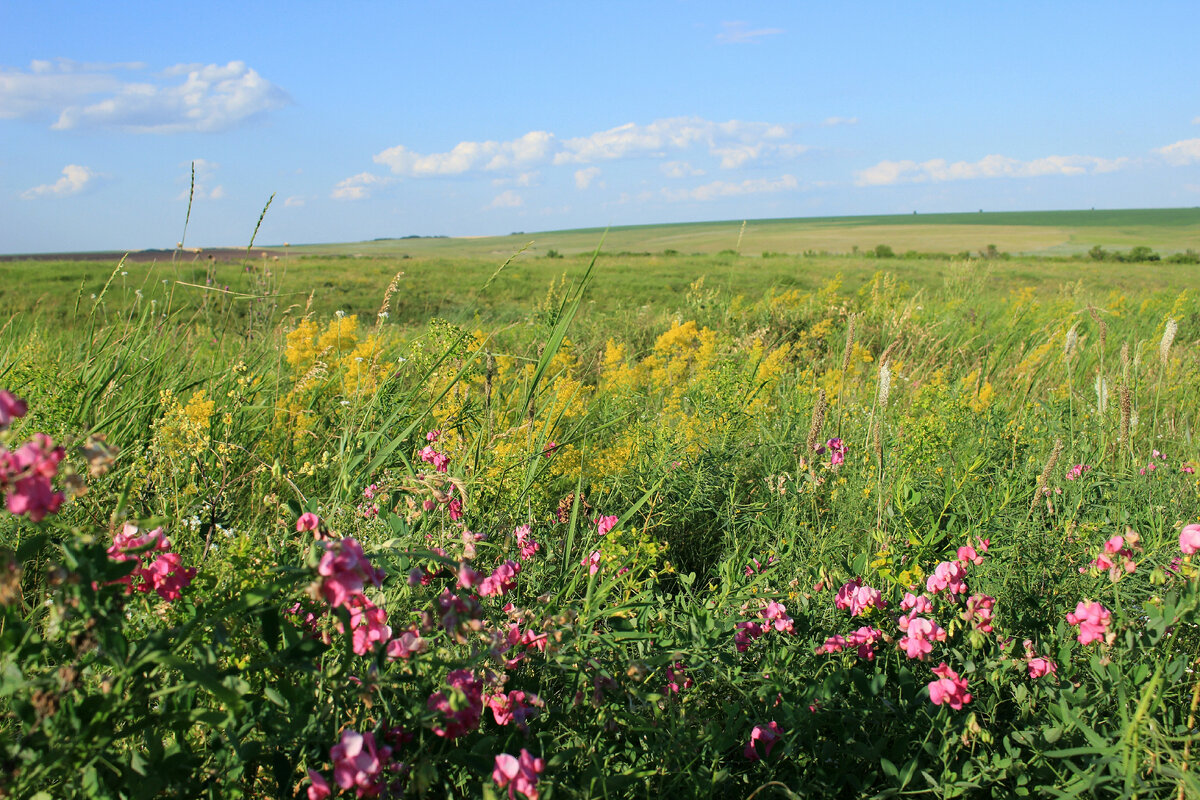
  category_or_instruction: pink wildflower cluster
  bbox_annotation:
[491,621,549,669]
[297,512,322,534]
[1179,523,1200,555]
[306,729,399,799]
[817,626,884,660]
[1066,600,1113,645]
[430,589,484,644]
[928,663,972,709]
[1080,532,1140,581]
[420,482,462,521]
[0,390,27,429]
[582,550,601,575]
[493,749,544,800]
[419,435,450,473]
[666,661,693,694]
[315,537,386,608]
[826,437,846,467]
[428,669,484,739]
[897,614,946,660]
[1023,641,1058,680]
[514,524,540,561]
[487,689,543,732]
[1065,463,1092,481]
[479,559,520,597]
[594,514,617,536]
[835,578,888,616]
[736,600,795,651]
[961,594,996,633]
[925,560,968,595]
[2,432,66,522]
[1139,449,1168,475]
[744,555,776,576]
[744,721,782,761]
[107,524,195,601]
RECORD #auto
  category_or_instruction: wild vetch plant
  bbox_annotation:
[1,249,1199,799]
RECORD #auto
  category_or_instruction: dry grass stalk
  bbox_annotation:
[840,314,857,374]
[375,271,405,328]
[1030,437,1064,509]
[1160,319,1178,367]
[805,389,827,455]
[1119,383,1132,446]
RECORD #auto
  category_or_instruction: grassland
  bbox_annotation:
[1,216,1199,798]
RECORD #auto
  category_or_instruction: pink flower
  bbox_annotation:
[899,592,933,615]
[1181,524,1200,555]
[928,663,972,709]
[962,594,996,633]
[846,626,883,660]
[582,550,601,575]
[419,445,449,473]
[479,560,521,597]
[385,627,426,660]
[666,662,693,693]
[595,515,618,536]
[0,390,27,429]
[834,580,886,616]
[487,690,542,731]
[340,595,392,655]
[1066,600,1112,645]
[315,537,385,609]
[2,433,65,521]
[956,544,983,566]
[898,617,946,660]
[296,512,321,533]
[743,721,782,761]
[762,600,795,633]
[735,620,766,652]
[1026,656,1058,680]
[306,769,331,800]
[1080,533,1139,581]
[447,497,463,521]
[816,634,848,655]
[107,524,195,601]
[826,437,846,467]
[515,524,540,561]
[330,729,392,796]
[1065,464,1091,481]
[426,429,441,442]
[493,749,544,800]
[428,669,483,739]
[925,561,968,595]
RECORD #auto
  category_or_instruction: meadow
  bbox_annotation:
[0,220,1198,799]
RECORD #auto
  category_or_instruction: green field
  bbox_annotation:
[283,206,1200,260]
[1,214,1199,798]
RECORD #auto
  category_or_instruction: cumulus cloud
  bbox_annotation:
[661,161,705,178]
[488,190,523,209]
[574,167,601,189]
[331,172,392,200]
[21,164,97,198]
[370,117,806,179]
[855,153,1131,186]
[663,174,800,202]
[1155,138,1200,166]
[0,59,288,133]
[716,21,785,44]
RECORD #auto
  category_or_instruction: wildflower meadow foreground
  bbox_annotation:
[1,252,1198,799]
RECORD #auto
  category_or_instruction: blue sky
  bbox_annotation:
[3,1,1199,252]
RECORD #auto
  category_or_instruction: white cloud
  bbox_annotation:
[0,59,288,133]
[574,167,601,189]
[661,161,705,178]
[21,164,97,198]
[1155,138,1200,166]
[371,117,807,178]
[1192,116,1200,125]
[663,174,800,202]
[284,195,306,207]
[855,153,1131,186]
[208,185,225,200]
[492,171,540,187]
[488,190,523,209]
[331,172,392,200]
[716,21,785,44]
[822,116,859,127]
[375,130,555,176]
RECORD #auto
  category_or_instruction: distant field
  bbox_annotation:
[284,206,1200,260]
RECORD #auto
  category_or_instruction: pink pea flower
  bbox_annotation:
[1027,656,1058,680]
[493,749,544,800]
[2,433,65,521]
[0,390,27,429]
[1081,533,1140,581]
[385,626,426,660]
[762,600,795,633]
[428,669,483,739]
[1180,523,1200,555]
[956,544,984,566]
[962,594,996,634]
[107,524,195,601]
[515,524,540,561]
[928,663,972,709]
[1066,600,1113,645]
[847,626,883,660]
[315,537,385,609]
[306,769,332,800]
[899,593,933,615]
[487,690,542,732]
[1065,464,1091,481]
[666,662,693,694]
[735,620,766,652]
[340,595,392,655]
[419,445,449,473]
[926,560,968,596]
[296,512,321,533]
[898,617,946,660]
[816,634,848,655]
[835,579,887,616]
[447,497,463,521]
[1182,463,1196,475]
[595,515,618,536]
[826,437,846,467]
[479,560,521,598]
[330,729,393,796]
[582,550,601,575]
[743,721,782,761]
[426,429,441,442]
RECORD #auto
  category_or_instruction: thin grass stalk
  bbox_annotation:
[835,314,856,437]
[1154,319,1177,440]
[1030,437,1064,512]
